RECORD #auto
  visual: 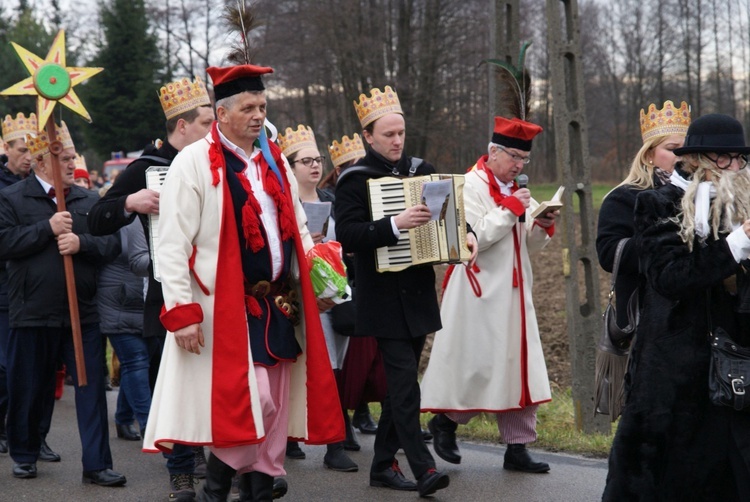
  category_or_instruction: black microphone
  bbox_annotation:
[517,174,528,223]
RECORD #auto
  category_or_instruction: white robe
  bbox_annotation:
[143,132,320,453]
[421,167,552,412]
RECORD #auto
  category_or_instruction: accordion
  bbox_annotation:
[367,174,471,272]
[145,166,169,282]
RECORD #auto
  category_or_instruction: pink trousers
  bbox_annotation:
[446,404,539,444]
[210,362,292,476]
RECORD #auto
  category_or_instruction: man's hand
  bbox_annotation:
[57,233,80,255]
[512,188,531,209]
[466,232,479,268]
[125,189,160,215]
[49,211,72,236]
[174,323,205,355]
[317,297,336,313]
[535,209,559,228]
[310,232,325,244]
[394,204,431,230]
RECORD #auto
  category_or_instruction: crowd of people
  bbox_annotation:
[5,29,749,502]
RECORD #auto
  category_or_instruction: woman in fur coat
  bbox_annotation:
[603,114,750,501]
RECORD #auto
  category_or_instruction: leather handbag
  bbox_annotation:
[330,284,356,336]
[707,294,750,411]
[595,238,639,420]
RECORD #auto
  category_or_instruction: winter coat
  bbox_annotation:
[334,149,441,339]
[603,182,750,501]
[0,174,120,327]
[97,219,145,335]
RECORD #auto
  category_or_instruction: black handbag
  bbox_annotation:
[707,294,750,411]
[330,284,356,336]
[595,238,639,420]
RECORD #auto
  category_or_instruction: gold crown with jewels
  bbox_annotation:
[353,86,403,129]
[159,75,211,120]
[329,133,365,167]
[74,153,87,171]
[25,121,74,158]
[278,124,317,158]
[2,112,38,143]
[640,100,691,142]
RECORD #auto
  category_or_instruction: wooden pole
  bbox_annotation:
[45,118,87,386]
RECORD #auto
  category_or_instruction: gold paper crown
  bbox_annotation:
[2,113,38,143]
[278,125,317,157]
[74,153,87,171]
[25,121,74,158]
[640,100,691,142]
[159,75,211,120]
[329,133,366,167]
[353,86,403,128]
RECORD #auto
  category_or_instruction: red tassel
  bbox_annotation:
[208,138,222,187]
[55,366,65,400]
[242,202,264,252]
[245,296,262,318]
[513,267,519,287]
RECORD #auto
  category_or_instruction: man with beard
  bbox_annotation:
[603,114,750,500]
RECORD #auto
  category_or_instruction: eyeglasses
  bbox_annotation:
[294,156,326,167]
[496,145,531,165]
[702,152,748,170]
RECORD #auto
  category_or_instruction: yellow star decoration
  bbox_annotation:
[0,30,102,130]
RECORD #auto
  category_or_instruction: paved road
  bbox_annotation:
[0,388,608,501]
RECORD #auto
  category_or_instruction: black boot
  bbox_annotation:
[428,414,461,464]
[324,442,358,472]
[250,471,275,502]
[342,410,360,451]
[352,403,377,434]
[198,453,236,501]
[238,473,252,502]
[503,443,550,473]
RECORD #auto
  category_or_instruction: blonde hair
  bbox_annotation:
[617,135,671,190]
[677,153,750,250]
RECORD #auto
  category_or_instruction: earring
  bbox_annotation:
[649,160,653,165]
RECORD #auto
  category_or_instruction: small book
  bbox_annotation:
[530,185,564,219]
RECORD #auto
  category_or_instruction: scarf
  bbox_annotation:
[209,122,296,252]
[671,169,717,239]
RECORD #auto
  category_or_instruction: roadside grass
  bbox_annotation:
[368,385,615,459]
[530,183,613,211]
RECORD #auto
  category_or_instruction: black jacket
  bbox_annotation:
[334,149,441,339]
[596,184,644,328]
[0,174,120,327]
[603,183,750,501]
[0,163,25,311]
[88,141,178,338]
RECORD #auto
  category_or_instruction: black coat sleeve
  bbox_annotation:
[596,186,639,275]
[334,172,400,253]
[87,161,148,236]
[635,188,739,300]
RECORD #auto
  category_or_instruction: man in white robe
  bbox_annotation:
[420,116,557,473]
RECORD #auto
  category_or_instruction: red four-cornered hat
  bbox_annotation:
[207,65,274,101]
[492,116,543,151]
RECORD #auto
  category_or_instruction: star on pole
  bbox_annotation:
[0,30,103,129]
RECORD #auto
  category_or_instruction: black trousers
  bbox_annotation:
[7,324,112,471]
[372,335,434,478]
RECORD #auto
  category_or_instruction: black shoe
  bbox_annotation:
[115,423,141,441]
[285,441,305,460]
[39,439,61,462]
[417,468,450,497]
[323,443,358,472]
[169,473,196,501]
[272,478,288,499]
[12,462,37,479]
[82,468,127,486]
[193,446,207,479]
[369,460,417,491]
[422,428,433,442]
[352,405,378,435]
[503,444,550,473]
[428,414,461,464]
